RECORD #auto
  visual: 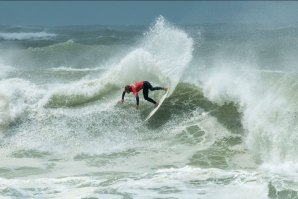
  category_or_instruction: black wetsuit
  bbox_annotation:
[142,81,164,105]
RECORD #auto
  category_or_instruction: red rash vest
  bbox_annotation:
[130,81,144,97]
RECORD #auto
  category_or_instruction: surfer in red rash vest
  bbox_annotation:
[121,81,167,109]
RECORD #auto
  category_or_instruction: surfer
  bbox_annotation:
[121,81,167,109]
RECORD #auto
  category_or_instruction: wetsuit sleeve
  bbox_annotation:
[122,91,125,100]
[136,96,139,106]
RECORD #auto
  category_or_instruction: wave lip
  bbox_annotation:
[104,16,194,93]
[0,32,56,40]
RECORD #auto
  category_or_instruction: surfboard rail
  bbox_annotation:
[145,89,170,121]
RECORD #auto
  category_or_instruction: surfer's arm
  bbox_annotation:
[121,91,125,102]
[132,91,139,105]
[136,96,139,106]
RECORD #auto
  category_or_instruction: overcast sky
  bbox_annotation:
[0,1,298,26]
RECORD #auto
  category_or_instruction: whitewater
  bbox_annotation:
[1,16,298,198]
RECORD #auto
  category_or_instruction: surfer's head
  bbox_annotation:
[125,85,131,93]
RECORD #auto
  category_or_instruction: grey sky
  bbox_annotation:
[0,1,298,26]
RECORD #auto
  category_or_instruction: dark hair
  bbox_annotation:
[125,85,131,92]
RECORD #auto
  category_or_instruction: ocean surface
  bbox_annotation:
[1,16,298,198]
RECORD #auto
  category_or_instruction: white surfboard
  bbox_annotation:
[145,89,170,121]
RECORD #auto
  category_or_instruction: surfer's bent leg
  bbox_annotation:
[143,82,157,104]
[144,81,164,91]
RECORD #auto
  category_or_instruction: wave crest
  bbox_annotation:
[0,32,56,40]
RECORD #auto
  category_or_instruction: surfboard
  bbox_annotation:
[145,89,170,121]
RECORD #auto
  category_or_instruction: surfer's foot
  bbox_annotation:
[164,87,168,92]
[155,103,159,107]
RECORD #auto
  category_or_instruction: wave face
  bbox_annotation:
[1,18,298,198]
